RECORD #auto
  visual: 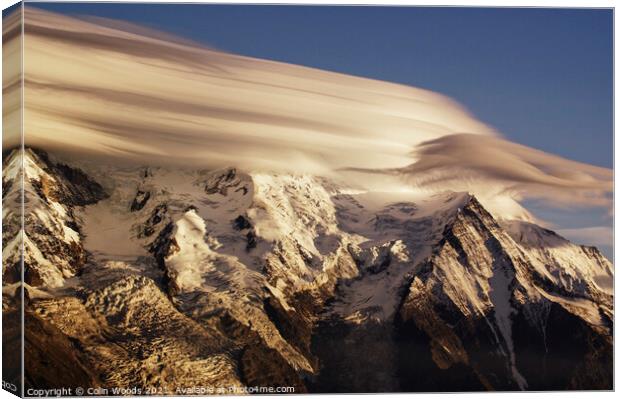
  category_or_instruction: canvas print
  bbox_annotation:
[1,2,614,396]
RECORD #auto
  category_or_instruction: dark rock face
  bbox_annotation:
[511,303,613,390]
[245,231,257,251]
[23,311,101,392]
[148,222,179,269]
[139,203,168,238]
[130,190,151,211]
[394,315,486,392]
[263,293,317,365]
[310,320,401,393]
[232,215,257,251]
[205,168,240,195]
[3,306,101,396]
[214,312,308,393]
[2,308,23,396]
[31,148,107,206]
[233,215,252,230]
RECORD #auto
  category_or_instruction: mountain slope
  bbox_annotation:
[397,197,612,390]
[2,148,107,288]
[1,148,613,392]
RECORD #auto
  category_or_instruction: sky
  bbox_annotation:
[14,3,614,257]
[32,3,613,169]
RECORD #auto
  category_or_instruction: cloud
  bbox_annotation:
[347,133,612,220]
[557,226,613,248]
[4,8,612,229]
[18,7,497,176]
[2,8,22,150]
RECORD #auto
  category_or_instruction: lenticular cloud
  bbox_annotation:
[9,7,612,219]
[18,8,496,170]
[400,134,612,212]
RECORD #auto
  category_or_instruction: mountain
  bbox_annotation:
[2,148,613,393]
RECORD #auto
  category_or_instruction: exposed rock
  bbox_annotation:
[204,168,239,195]
[245,230,257,251]
[139,203,168,238]
[233,215,252,230]
[130,190,151,211]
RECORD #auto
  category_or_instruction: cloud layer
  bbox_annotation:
[4,8,612,229]
[358,133,612,220]
[18,7,497,174]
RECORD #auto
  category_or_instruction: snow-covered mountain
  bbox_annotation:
[2,148,613,392]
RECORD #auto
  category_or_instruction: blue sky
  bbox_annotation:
[28,3,614,257]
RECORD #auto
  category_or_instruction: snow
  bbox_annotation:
[23,148,45,180]
[166,209,214,291]
[248,173,339,255]
[504,220,614,296]
[327,191,473,322]
[163,206,314,372]
[22,151,77,241]
[488,258,528,389]
[80,198,148,258]
[2,149,23,182]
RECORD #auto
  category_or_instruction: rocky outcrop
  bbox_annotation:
[130,190,151,212]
